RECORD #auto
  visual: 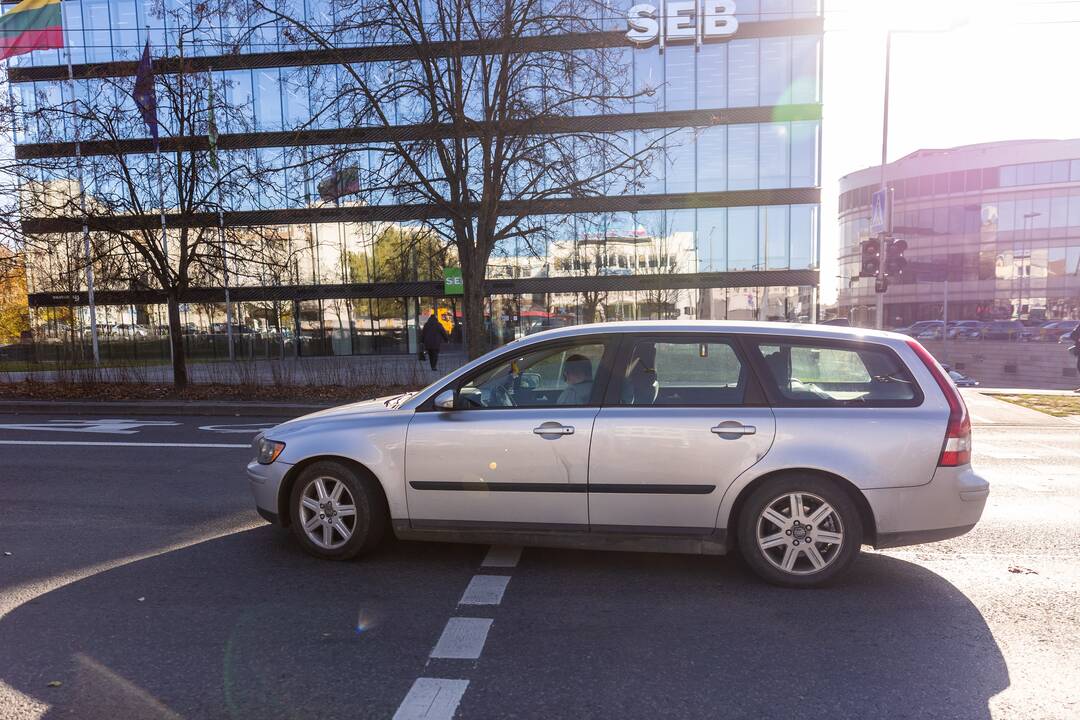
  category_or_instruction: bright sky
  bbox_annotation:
[820,0,1080,301]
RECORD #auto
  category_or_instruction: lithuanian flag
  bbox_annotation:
[0,0,63,61]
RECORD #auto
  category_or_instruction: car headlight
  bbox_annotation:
[257,437,286,465]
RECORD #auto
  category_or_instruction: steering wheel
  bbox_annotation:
[489,380,515,407]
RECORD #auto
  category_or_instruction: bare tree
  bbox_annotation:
[6,11,291,385]
[250,0,666,357]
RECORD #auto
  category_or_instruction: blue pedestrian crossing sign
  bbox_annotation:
[870,189,888,235]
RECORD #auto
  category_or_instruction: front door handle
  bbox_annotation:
[711,422,757,437]
[533,423,575,436]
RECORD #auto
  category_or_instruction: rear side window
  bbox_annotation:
[754,341,918,405]
[620,339,746,406]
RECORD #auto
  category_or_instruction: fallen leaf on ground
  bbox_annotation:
[1008,565,1038,575]
[47,681,61,688]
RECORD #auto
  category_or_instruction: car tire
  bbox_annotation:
[736,474,864,588]
[288,460,388,561]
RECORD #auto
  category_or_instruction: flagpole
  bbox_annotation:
[63,25,99,365]
[209,66,234,361]
[146,25,173,365]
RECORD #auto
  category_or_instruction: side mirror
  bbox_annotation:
[433,389,456,411]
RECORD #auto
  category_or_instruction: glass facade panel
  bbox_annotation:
[14,5,823,356]
[728,124,759,190]
[728,40,759,107]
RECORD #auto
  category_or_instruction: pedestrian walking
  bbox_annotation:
[421,311,450,371]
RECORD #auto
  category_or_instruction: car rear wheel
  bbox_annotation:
[737,475,863,588]
[288,460,387,560]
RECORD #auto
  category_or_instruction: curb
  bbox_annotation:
[0,400,332,418]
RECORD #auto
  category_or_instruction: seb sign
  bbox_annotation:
[626,2,738,47]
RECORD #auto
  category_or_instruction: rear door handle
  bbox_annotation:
[533,423,575,436]
[711,422,756,437]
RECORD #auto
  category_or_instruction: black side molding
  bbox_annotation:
[408,481,715,495]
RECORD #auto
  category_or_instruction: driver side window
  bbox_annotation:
[457,342,606,409]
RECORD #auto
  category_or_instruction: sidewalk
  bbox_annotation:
[0,352,469,388]
[962,389,1080,427]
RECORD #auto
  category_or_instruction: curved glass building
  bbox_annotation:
[839,139,1080,329]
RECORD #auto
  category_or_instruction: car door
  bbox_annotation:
[405,336,615,529]
[588,334,776,534]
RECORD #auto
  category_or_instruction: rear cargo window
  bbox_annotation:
[754,342,918,405]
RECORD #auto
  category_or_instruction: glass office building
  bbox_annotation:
[839,139,1080,328]
[10,1,823,357]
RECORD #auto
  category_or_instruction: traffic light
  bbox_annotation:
[859,239,881,278]
[885,237,908,278]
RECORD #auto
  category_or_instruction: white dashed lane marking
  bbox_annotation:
[481,545,522,568]
[392,678,469,720]
[430,617,493,660]
[458,575,510,606]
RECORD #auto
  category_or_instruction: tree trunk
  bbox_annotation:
[462,257,487,360]
[167,291,188,388]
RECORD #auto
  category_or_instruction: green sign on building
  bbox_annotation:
[444,267,464,296]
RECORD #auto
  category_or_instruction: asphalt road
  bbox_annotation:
[0,400,1077,720]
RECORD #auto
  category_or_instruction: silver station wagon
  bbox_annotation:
[247,321,989,587]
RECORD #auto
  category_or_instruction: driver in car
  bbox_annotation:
[557,354,594,405]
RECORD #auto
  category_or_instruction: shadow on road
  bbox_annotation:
[459,547,1011,720]
[0,527,482,720]
[0,533,1009,720]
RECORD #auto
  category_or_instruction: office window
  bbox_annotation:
[697,126,727,192]
[790,36,821,104]
[637,130,665,195]
[933,173,949,195]
[790,120,818,187]
[1051,160,1070,183]
[728,207,759,270]
[1068,192,1080,229]
[255,69,283,131]
[665,45,695,111]
[762,0,793,19]
[949,171,965,194]
[698,208,727,271]
[82,0,113,63]
[759,123,789,189]
[634,47,664,113]
[665,128,696,194]
[790,204,817,269]
[728,40,759,107]
[1000,165,1017,187]
[762,205,790,269]
[1017,163,1035,186]
[760,37,791,106]
[728,125,759,190]
[919,175,934,195]
[1072,160,1080,182]
[696,43,727,110]
[736,0,761,21]
[1033,162,1053,185]
[966,168,982,192]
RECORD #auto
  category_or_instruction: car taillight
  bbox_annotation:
[906,339,971,467]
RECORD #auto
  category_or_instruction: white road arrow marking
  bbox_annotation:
[197,423,277,434]
[0,419,181,435]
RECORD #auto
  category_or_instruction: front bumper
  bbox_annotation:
[247,458,292,525]
[866,466,989,550]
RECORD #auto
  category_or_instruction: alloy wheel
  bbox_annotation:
[298,476,358,550]
[756,492,845,576]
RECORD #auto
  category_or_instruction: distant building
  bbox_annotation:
[838,139,1080,327]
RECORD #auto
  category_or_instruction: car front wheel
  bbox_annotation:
[737,475,863,588]
[288,460,387,560]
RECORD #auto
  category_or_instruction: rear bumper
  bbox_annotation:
[247,459,292,525]
[865,466,989,550]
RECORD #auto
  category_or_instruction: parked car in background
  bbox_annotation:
[248,321,989,588]
[895,320,943,337]
[947,321,985,340]
[942,364,979,387]
[982,320,1026,341]
[1036,320,1078,342]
